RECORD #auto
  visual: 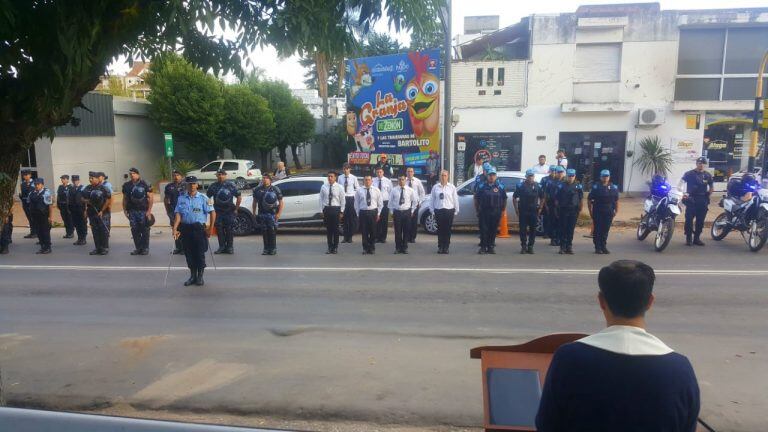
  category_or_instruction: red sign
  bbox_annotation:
[348,152,371,165]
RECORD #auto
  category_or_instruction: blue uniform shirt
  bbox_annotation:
[174,192,213,225]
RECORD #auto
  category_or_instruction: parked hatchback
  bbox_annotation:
[186,159,261,190]
[418,171,545,235]
[233,176,329,235]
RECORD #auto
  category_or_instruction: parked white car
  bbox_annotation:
[186,159,261,190]
[234,176,329,235]
[418,171,546,235]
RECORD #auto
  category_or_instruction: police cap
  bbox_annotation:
[128,167,140,174]
[88,171,97,177]
[566,169,576,177]
[71,175,80,181]
[216,169,227,175]
[600,169,611,177]
[20,169,31,175]
[487,168,497,175]
[172,169,182,175]
[555,166,565,173]
[185,175,199,184]
[34,178,44,184]
[525,169,535,177]
[60,174,70,180]
[696,157,707,164]
[549,165,557,171]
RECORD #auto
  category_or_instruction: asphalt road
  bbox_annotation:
[0,226,766,431]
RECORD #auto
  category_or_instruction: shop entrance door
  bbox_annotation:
[558,132,627,191]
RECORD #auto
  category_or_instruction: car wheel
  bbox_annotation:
[232,209,255,236]
[421,211,438,235]
[234,177,247,190]
[536,213,545,236]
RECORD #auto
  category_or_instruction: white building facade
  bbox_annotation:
[450,4,768,191]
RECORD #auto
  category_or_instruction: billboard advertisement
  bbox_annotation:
[454,133,522,185]
[345,48,442,176]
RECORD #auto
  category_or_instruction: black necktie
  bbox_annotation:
[399,188,405,206]
[344,176,348,192]
[408,178,412,188]
[328,185,333,206]
[366,187,371,207]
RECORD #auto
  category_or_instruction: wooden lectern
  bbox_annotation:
[470,333,588,432]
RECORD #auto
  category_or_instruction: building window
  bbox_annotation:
[497,68,505,86]
[478,90,486,95]
[476,68,483,87]
[675,27,768,101]
[493,90,502,95]
[487,68,494,87]
[573,43,621,83]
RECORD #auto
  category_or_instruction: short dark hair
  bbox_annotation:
[327,170,337,177]
[262,174,272,181]
[598,260,655,318]
[342,163,351,169]
[538,154,546,159]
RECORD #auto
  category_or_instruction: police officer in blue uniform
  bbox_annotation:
[207,169,242,254]
[101,173,113,194]
[589,169,620,254]
[122,167,154,255]
[29,178,53,254]
[1,203,14,254]
[546,166,565,246]
[69,174,88,245]
[164,170,186,254]
[173,176,215,286]
[19,169,36,238]
[678,157,714,246]
[56,174,75,239]
[82,171,112,255]
[539,165,558,242]
[475,168,507,254]
[473,162,493,246]
[555,169,584,254]
[252,174,284,255]
[513,169,544,254]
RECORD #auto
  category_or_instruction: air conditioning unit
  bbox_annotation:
[637,108,666,126]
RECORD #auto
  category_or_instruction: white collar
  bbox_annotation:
[577,325,674,356]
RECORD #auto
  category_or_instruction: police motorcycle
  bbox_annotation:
[636,175,681,252]
[711,174,768,252]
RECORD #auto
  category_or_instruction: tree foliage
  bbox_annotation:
[634,136,674,178]
[146,53,225,161]
[221,84,275,157]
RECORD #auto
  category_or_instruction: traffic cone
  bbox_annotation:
[497,209,511,238]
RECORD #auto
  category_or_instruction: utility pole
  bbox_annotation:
[748,51,768,172]
[441,0,452,179]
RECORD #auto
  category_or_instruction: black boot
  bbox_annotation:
[0,245,8,254]
[195,268,205,286]
[685,234,692,246]
[693,236,705,246]
[184,268,197,286]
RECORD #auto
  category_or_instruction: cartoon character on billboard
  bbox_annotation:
[346,111,357,136]
[405,51,440,149]
[394,73,406,92]
[350,60,372,98]
[354,123,375,153]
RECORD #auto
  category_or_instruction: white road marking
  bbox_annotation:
[0,264,765,276]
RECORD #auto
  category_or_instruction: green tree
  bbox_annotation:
[146,53,225,161]
[285,98,316,169]
[99,76,129,97]
[220,84,275,158]
[247,79,299,167]
[0,0,442,223]
[409,26,445,52]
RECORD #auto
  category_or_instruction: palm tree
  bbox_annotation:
[633,136,674,178]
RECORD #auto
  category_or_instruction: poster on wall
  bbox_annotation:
[454,133,523,185]
[669,138,699,163]
[345,48,442,176]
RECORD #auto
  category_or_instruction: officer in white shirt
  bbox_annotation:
[354,175,383,254]
[405,167,426,243]
[428,170,459,254]
[532,155,550,175]
[373,167,393,243]
[556,149,569,169]
[319,170,346,254]
[389,174,417,254]
[338,163,359,243]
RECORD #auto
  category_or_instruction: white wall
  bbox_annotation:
[451,61,526,108]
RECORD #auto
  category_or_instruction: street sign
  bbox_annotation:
[164,132,174,157]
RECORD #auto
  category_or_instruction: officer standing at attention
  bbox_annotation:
[389,174,417,254]
[19,169,36,238]
[82,171,112,255]
[29,178,53,254]
[678,157,714,246]
[173,176,215,286]
[207,169,241,254]
[548,166,566,246]
[589,170,620,254]
[319,171,345,254]
[354,175,383,255]
[122,167,154,255]
[164,170,186,254]
[513,169,544,254]
[405,167,426,243]
[252,174,283,255]
[69,175,88,245]
[427,170,459,254]
[338,163,359,243]
[555,169,584,255]
[540,165,558,242]
[56,175,75,239]
[475,168,506,254]
[373,167,393,243]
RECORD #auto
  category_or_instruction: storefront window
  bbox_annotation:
[704,112,765,181]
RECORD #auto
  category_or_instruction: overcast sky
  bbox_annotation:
[112,0,768,89]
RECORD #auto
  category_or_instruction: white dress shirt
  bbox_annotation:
[389,185,417,212]
[532,163,550,175]
[373,176,393,201]
[473,164,484,178]
[557,157,568,169]
[319,182,346,212]
[354,186,383,216]
[405,176,426,205]
[338,173,359,197]
[428,182,459,215]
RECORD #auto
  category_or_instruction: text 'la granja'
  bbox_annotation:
[360,91,407,126]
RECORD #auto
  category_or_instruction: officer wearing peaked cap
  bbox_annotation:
[475,167,507,254]
[56,174,75,239]
[589,169,620,254]
[69,174,88,245]
[206,168,241,254]
[164,170,186,254]
[513,169,544,254]
[122,167,154,255]
[29,178,53,254]
[19,169,37,238]
[83,171,112,255]
[173,176,215,286]
[555,168,583,254]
